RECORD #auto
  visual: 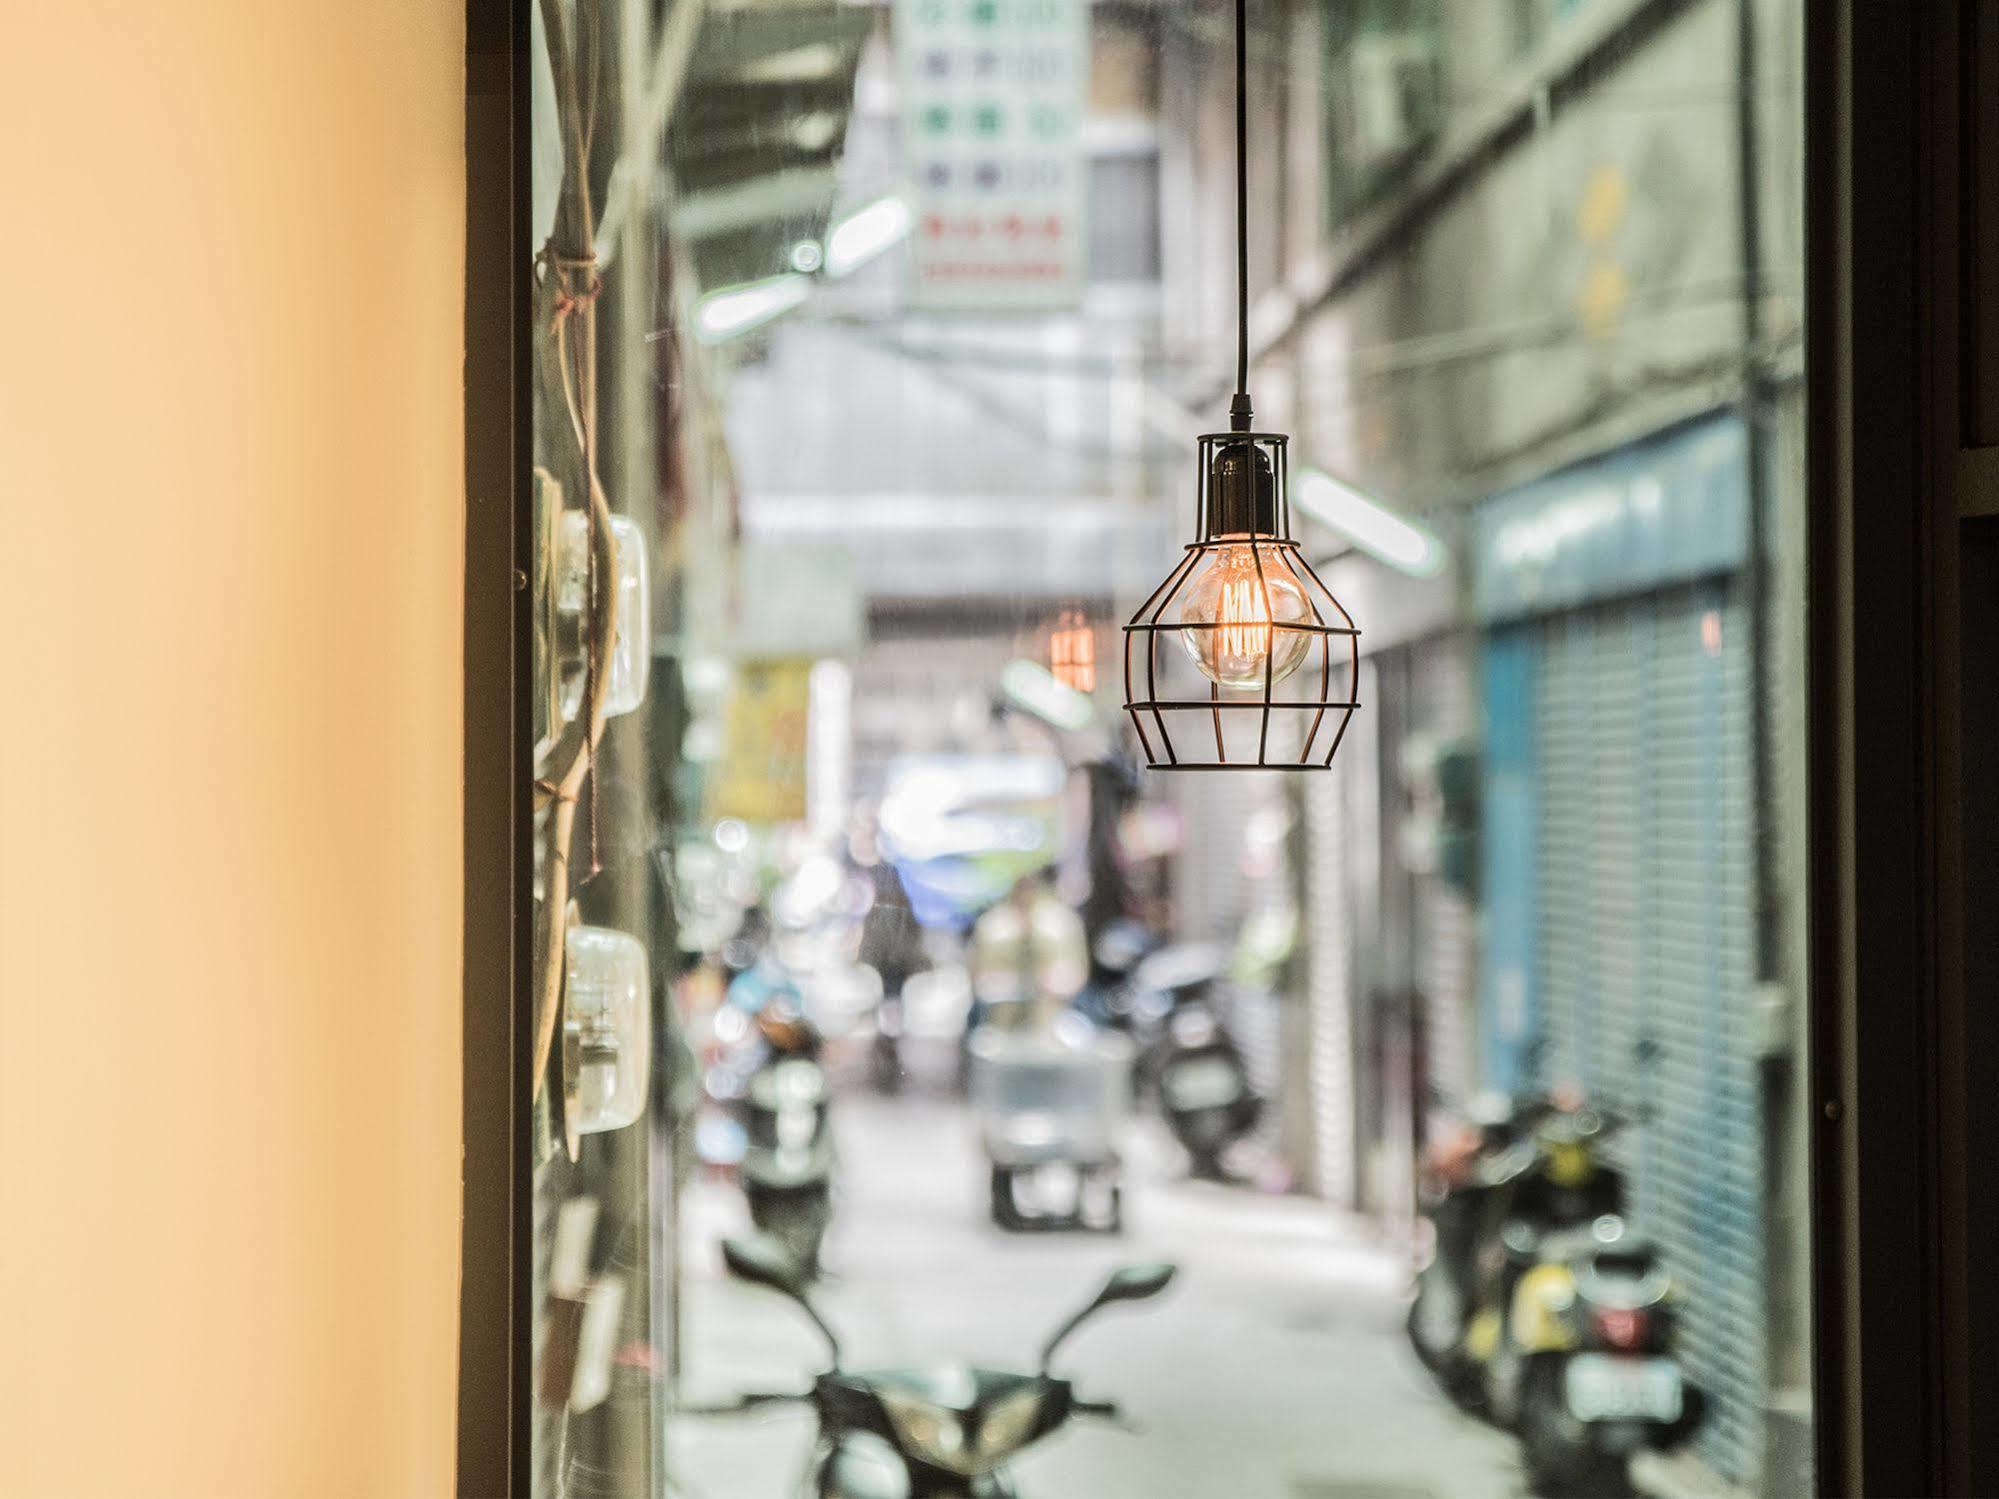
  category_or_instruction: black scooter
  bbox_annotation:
[1129,951,1260,1178]
[1407,1092,1542,1407]
[706,994,837,1278]
[741,1055,836,1276]
[697,1235,1177,1498]
[1507,1222,1705,1497]
[1085,941,1259,1170]
[1152,1003,1260,1179]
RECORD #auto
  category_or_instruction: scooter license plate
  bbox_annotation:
[1564,1355,1684,1423]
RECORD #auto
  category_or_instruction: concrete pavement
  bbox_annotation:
[667,1087,1527,1499]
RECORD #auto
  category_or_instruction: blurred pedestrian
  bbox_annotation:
[969,868,1087,1033]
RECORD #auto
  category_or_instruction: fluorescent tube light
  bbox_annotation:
[823,196,912,279]
[1294,468,1447,578]
[694,273,810,344]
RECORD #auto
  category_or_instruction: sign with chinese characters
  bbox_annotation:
[896,0,1089,309]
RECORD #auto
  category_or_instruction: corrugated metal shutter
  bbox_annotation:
[1405,638,1478,1105]
[1180,771,1303,1168]
[1648,584,1765,1484]
[1530,581,1764,1484]
[1173,772,1264,943]
[1297,638,1478,1209]
[1297,652,1382,1209]
[1301,761,1356,1206]
[1416,878,1477,1103]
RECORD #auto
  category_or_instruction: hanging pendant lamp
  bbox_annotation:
[1122,0,1359,771]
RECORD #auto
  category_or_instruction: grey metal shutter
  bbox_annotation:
[1172,771,1264,943]
[1299,658,1373,1209]
[1416,875,1477,1103]
[1179,772,1299,1167]
[1531,582,1764,1485]
[1406,637,1478,1105]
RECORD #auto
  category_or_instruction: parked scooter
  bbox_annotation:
[1407,1090,1542,1405]
[1502,1221,1705,1496]
[703,953,838,1276]
[1429,1099,1701,1496]
[1151,1001,1260,1179]
[696,1235,1176,1498]
[740,1051,835,1276]
[1415,1097,1625,1408]
[1104,942,1226,1081]
[1069,920,1163,1033]
[1081,939,1262,1178]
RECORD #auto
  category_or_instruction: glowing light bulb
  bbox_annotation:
[1177,543,1314,689]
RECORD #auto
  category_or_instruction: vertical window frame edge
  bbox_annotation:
[1805,0,1954,1494]
[460,0,535,1494]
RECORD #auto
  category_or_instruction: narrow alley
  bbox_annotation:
[670,1088,1524,1499]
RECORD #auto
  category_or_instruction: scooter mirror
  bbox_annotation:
[1098,1262,1177,1306]
[719,1235,844,1368]
[722,1234,806,1294]
[1039,1262,1180,1372]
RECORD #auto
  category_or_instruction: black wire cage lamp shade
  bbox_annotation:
[1123,430,1360,770]
[1120,0,1360,771]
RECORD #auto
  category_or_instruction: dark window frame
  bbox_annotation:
[460,1,533,1494]
[1805,1,1993,1493]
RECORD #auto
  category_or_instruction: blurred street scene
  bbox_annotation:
[670,1091,1523,1499]
[526,0,1812,1496]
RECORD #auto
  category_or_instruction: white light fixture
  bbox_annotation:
[1294,468,1447,578]
[563,925,651,1138]
[691,199,911,346]
[694,273,810,344]
[1000,658,1095,733]
[557,511,651,717]
[822,196,912,279]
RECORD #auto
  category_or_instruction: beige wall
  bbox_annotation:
[0,3,465,1494]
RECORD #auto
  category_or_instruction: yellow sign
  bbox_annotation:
[708,658,813,824]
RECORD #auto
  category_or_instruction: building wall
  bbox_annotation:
[0,5,465,1495]
[1152,0,1809,1488]
[1291,0,1751,508]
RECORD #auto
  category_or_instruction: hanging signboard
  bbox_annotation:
[1470,412,1747,624]
[895,0,1089,310]
[708,657,814,825]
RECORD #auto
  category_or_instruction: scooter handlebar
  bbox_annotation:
[679,1390,811,1417]
[1071,1397,1137,1430]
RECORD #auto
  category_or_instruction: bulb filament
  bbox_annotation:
[1214,575,1274,670]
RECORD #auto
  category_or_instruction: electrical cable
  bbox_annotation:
[1232,0,1249,423]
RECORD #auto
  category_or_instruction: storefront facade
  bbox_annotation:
[1474,411,1772,1482]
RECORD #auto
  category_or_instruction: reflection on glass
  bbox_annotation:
[556,511,649,720]
[562,925,650,1136]
[525,0,1812,1493]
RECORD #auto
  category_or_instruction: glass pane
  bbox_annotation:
[525,0,1812,1494]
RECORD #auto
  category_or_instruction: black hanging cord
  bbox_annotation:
[1229,0,1252,432]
